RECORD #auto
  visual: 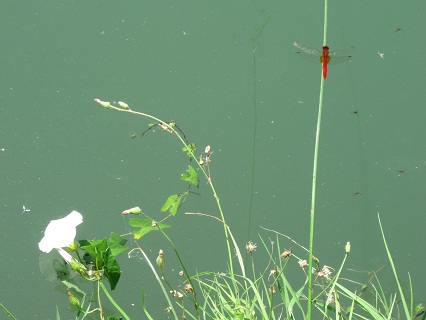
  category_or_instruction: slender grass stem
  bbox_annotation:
[307,76,325,319]
[0,303,17,320]
[323,0,328,46]
[378,213,411,319]
[97,280,104,320]
[307,0,328,318]
[99,281,131,320]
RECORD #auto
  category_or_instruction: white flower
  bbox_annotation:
[38,210,83,253]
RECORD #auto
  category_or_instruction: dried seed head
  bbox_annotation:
[318,265,333,278]
[205,145,211,154]
[170,290,184,299]
[327,291,335,305]
[184,284,194,294]
[281,249,292,258]
[298,259,307,268]
[246,241,257,253]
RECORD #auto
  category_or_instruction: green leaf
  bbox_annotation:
[80,239,109,269]
[56,306,60,320]
[161,193,188,216]
[102,247,121,290]
[181,165,199,187]
[129,218,151,228]
[80,239,121,290]
[182,143,196,157]
[129,218,171,240]
[108,232,129,257]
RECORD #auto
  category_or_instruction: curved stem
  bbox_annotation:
[95,101,236,274]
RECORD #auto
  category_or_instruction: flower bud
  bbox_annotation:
[117,101,129,109]
[122,206,141,215]
[156,249,164,268]
[94,98,111,109]
[70,258,88,276]
[345,241,351,253]
[67,290,80,309]
[67,240,79,252]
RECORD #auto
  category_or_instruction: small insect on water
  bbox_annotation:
[22,205,31,214]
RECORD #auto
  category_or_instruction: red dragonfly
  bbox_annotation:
[294,41,353,79]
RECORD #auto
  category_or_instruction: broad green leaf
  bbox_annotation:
[181,165,199,187]
[129,218,152,228]
[132,228,150,240]
[161,193,186,216]
[80,239,122,290]
[129,218,171,240]
[80,239,109,269]
[108,232,128,257]
[182,143,196,157]
[102,247,121,290]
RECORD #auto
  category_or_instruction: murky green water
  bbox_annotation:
[1,1,425,318]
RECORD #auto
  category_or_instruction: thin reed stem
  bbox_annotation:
[307,0,328,317]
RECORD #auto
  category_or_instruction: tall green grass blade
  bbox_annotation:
[0,303,17,320]
[377,213,411,319]
[335,282,386,319]
[99,282,130,320]
[409,272,413,316]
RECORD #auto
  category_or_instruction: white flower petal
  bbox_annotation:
[56,247,72,263]
[38,210,83,253]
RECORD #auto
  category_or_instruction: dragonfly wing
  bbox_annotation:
[328,45,355,64]
[294,41,354,65]
[293,41,321,55]
[328,54,353,65]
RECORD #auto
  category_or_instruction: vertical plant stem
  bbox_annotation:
[99,281,131,320]
[247,41,258,245]
[0,303,17,320]
[307,77,325,319]
[308,1,328,318]
[323,0,328,46]
[97,280,104,320]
